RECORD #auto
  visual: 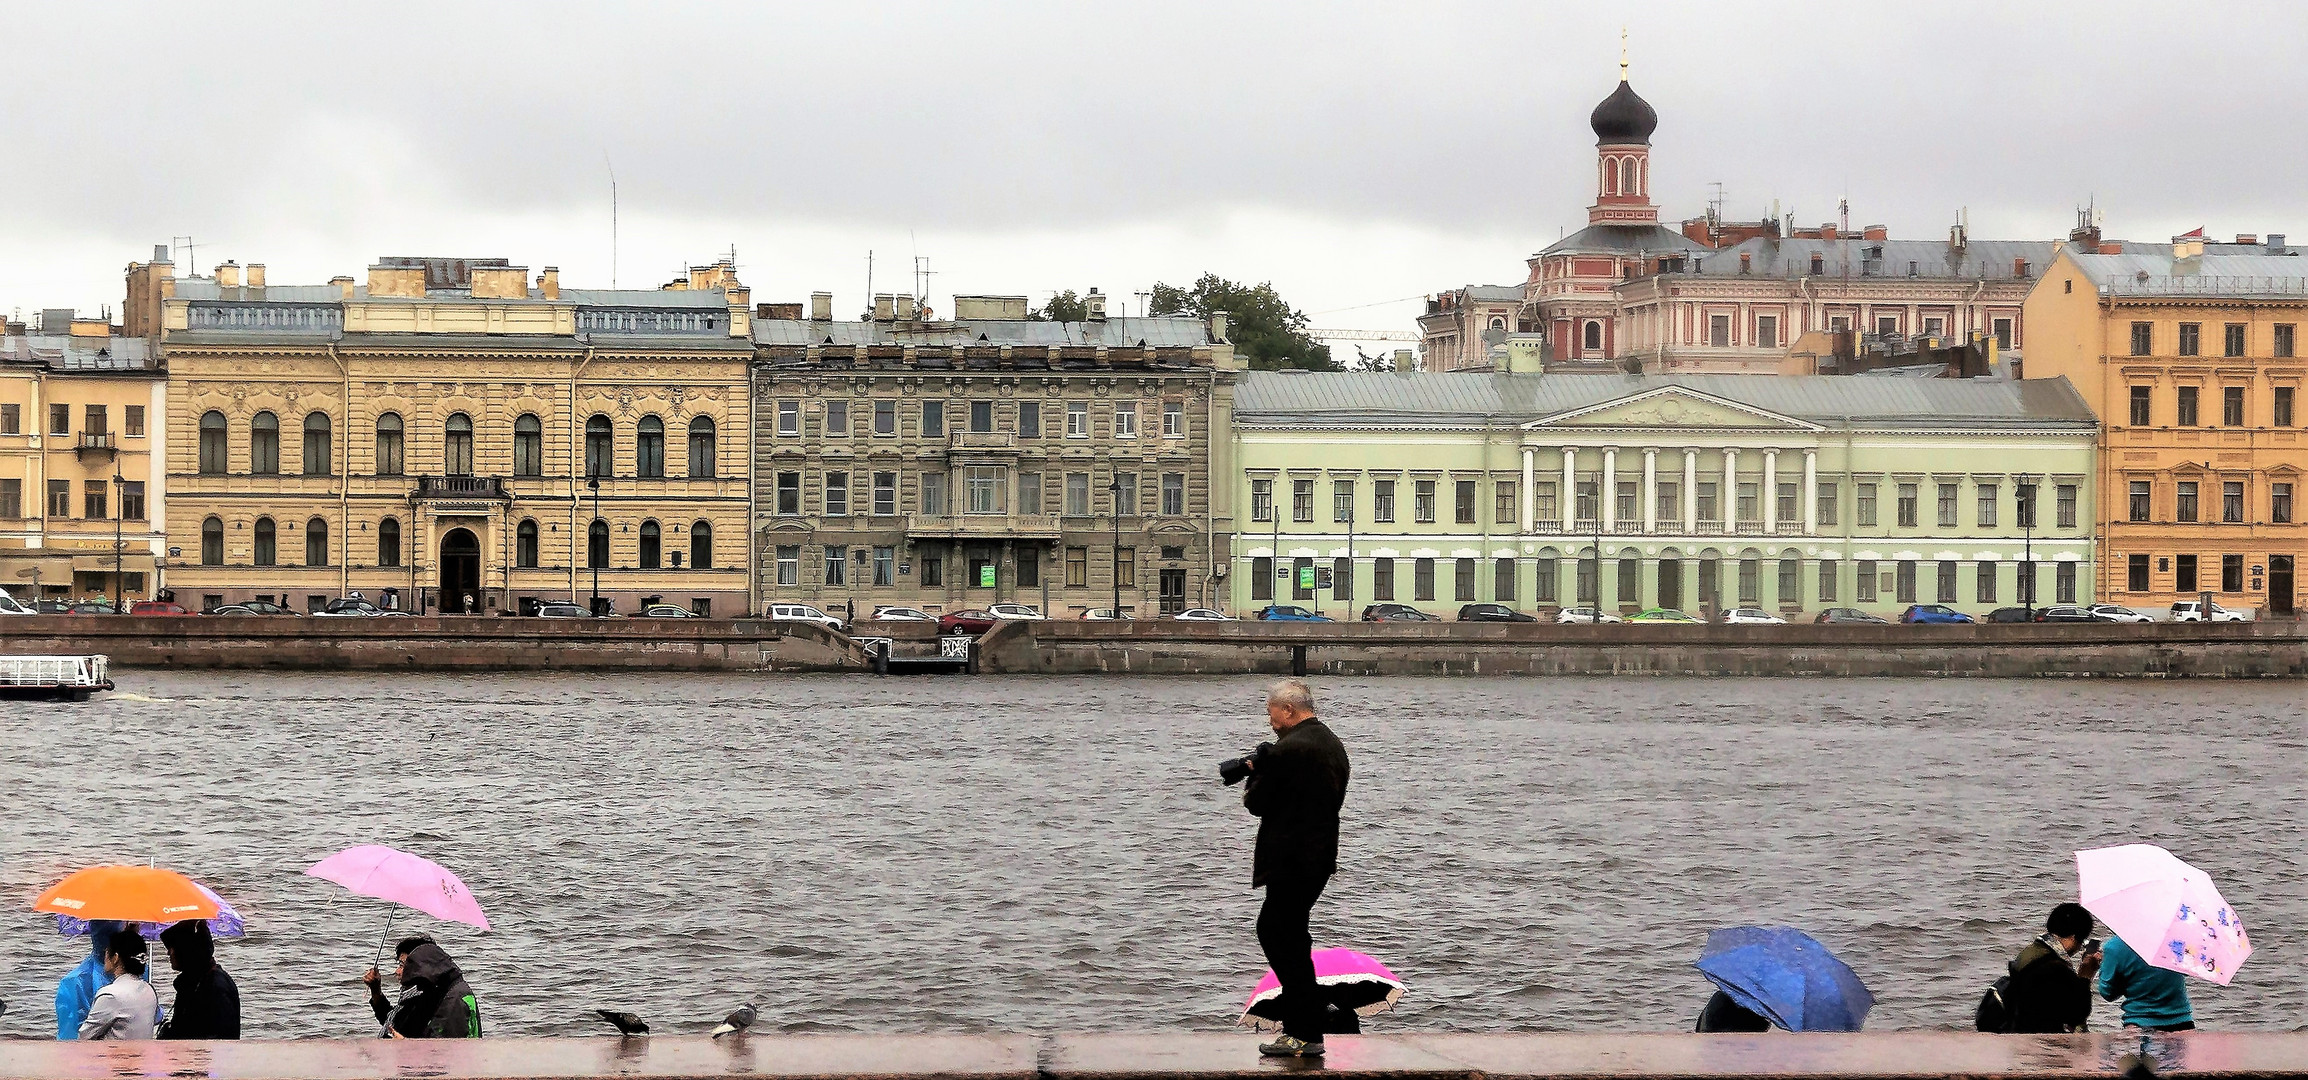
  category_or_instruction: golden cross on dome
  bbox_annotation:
[1620,28,1629,81]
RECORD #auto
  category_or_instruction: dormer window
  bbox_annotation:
[1739,253,1752,273]
[1809,254,1825,275]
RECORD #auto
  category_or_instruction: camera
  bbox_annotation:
[1219,742,1273,786]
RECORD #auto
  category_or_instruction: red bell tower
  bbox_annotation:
[1585,49,1659,226]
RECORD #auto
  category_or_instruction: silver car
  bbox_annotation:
[1554,606,1624,624]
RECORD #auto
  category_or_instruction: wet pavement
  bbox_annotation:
[1,673,2301,1038]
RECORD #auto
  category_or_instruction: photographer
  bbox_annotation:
[1237,678,1350,1058]
[1994,902,2101,1033]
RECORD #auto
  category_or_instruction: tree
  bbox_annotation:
[1031,290,1090,322]
[1350,344,1397,372]
[1148,273,1337,371]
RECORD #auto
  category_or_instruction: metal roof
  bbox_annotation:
[172,280,350,303]
[1448,285,1525,303]
[1537,223,1708,259]
[754,316,1213,348]
[562,289,729,309]
[1675,237,2059,281]
[0,335,157,371]
[171,280,730,308]
[1234,371,2096,428]
[2061,250,2308,298]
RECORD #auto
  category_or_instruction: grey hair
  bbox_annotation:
[1266,678,1315,714]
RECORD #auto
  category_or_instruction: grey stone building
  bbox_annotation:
[750,293,1242,618]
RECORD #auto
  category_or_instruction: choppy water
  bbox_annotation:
[1,673,2302,1039]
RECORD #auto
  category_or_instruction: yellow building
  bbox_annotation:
[148,254,755,615]
[0,309,169,608]
[2025,236,2304,618]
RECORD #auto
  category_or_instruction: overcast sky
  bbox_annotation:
[4,2,2301,344]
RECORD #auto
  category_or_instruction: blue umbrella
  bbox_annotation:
[1693,926,1874,1032]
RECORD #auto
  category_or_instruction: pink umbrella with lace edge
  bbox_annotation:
[1238,947,1405,1031]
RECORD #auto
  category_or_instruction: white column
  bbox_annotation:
[1722,448,1740,524]
[1682,449,1697,531]
[1520,447,1535,534]
[1601,447,1619,532]
[1642,448,1659,533]
[1802,449,1818,535]
[1763,449,1779,532]
[1560,446,1576,530]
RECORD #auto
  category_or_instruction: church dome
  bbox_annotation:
[1589,80,1657,144]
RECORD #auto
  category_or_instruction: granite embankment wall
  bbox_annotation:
[976,620,2308,678]
[0,616,870,672]
[0,1031,2298,1080]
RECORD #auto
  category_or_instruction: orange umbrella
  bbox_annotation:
[33,865,221,924]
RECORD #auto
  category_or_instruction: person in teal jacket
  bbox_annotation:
[2097,933,2194,1031]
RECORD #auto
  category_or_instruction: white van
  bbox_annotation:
[0,588,34,616]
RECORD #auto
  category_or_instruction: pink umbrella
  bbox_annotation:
[307,845,491,930]
[2077,843,2251,985]
[1238,947,1405,1031]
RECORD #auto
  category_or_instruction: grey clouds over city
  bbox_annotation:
[2,1,2299,330]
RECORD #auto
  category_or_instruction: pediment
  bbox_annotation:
[1527,387,1818,432]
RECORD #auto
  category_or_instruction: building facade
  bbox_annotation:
[1414,286,1527,372]
[0,312,167,607]
[2025,240,2305,617]
[154,255,755,615]
[1231,371,2098,619]
[750,295,1239,618]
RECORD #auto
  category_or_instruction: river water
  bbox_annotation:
[1,673,2301,1039]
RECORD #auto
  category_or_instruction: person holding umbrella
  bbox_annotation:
[2078,843,2251,1034]
[365,936,482,1039]
[158,920,240,1039]
[1238,678,1351,1059]
[77,933,158,1040]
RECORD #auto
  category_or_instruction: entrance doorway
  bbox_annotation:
[1657,559,1681,611]
[440,528,481,613]
[2271,555,2295,618]
[1158,568,1187,614]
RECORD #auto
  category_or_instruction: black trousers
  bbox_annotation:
[1257,874,1330,1040]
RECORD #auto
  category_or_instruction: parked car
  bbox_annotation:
[1813,607,1889,625]
[765,603,846,631]
[937,609,1000,635]
[640,604,699,618]
[1629,608,1701,623]
[1359,603,1428,622]
[1554,606,1623,624]
[2033,605,2097,623]
[128,601,195,616]
[1171,608,1233,621]
[1984,607,2038,624]
[1079,607,1132,621]
[535,602,592,619]
[1899,604,1975,624]
[1722,607,1786,624]
[869,606,936,622]
[207,599,300,616]
[33,600,73,614]
[2169,600,2250,623]
[1456,603,1537,623]
[987,603,1046,621]
[0,588,34,616]
[312,597,387,618]
[2086,603,2153,623]
[1255,605,1332,622]
[66,601,118,615]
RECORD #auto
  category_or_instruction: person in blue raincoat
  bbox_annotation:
[56,921,160,1038]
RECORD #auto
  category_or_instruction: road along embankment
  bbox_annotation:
[0,615,871,672]
[0,1031,2298,1080]
[974,619,2308,678]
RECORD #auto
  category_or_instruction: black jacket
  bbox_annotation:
[1243,717,1350,888]
[370,943,482,1039]
[159,965,240,1039]
[2002,938,2092,1034]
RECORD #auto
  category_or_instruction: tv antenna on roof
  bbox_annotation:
[604,153,619,289]
[172,236,197,273]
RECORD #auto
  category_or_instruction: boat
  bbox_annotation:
[0,654,114,701]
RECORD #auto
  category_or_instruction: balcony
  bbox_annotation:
[414,475,512,501]
[946,431,1020,459]
[904,512,1061,540]
[73,432,115,461]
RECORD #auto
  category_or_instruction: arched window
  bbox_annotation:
[1489,317,1506,330]
[444,413,474,476]
[690,519,713,569]
[688,416,716,479]
[303,412,332,476]
[253,517,276,566]
[379,517,401,567]
[250,412,280,474]
[198,411,228,474]
[305,516,330,565]
[1583,321,1603,351]
[513,414,542,477]
[587,519,609,569]
[1599,157,1613,195]
[1620,157,1637,196]
[639,519,661,568]
[200,516,223,565]
[637,416,665,478]
[516,519,539,568]
[585,415,613,478]
[375,413,404,476]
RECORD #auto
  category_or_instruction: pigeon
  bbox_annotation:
[711,1002,757,1038]
[596,1009,648,1035]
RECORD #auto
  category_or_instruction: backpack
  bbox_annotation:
[1973,974,2013,1033]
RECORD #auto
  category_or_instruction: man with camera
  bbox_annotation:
[1228,678,1350,1058]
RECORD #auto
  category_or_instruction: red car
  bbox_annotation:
[129,601,196,616]
[937,609,1000,635]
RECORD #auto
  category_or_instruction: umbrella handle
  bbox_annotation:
[372,906,399,981]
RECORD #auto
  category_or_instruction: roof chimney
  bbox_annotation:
[2269,234,2287,254]
[1085,287,1107,321]
[246,263,266,289]
[215,261,241,289]
[330,275,356,300]
[810,291,833,320]
[2235,234,2258,246]
[894,294,917,320]
[537,267,560,300]
[2173,230,2206,261]
[151,244,171,264]
[872,294,895,321]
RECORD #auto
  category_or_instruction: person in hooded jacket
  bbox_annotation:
[78,933,159,1040]
[364,937,481,1038]
[1998,902,2101,1034]
[56,920,160,1038]
[158,920,240,1039]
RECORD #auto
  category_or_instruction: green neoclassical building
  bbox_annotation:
[1229,371,2100,619]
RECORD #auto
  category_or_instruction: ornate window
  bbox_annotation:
[375,413,404,476]
[690,520,712,569]
[302,412,332,476]
[637,416,665,478]
[513,414,542,477]
[198,411,228,474]
[585,415,613,478]
[444,413,474,476]
[250,412,279,474]
[688,417,716,478]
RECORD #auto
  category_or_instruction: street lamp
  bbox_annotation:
[588,475,602,614]
[2018,472,2037,618]
[1106,476,1122,618]
[112,467,125,613]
